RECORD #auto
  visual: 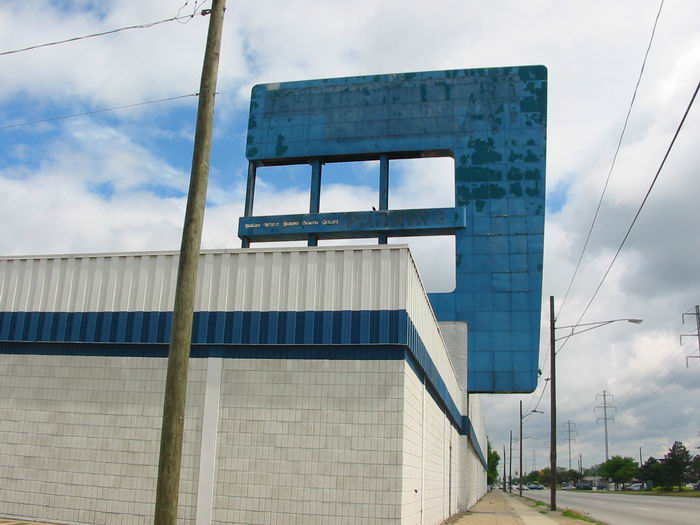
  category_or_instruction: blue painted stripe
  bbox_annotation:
[0,310,407,346]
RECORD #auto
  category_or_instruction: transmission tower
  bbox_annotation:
[681,305,700,367]
[595,390,616,462]
[562,420,577,470]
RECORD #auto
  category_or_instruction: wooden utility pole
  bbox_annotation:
[503,444,507,492]
[549,295,557,510]
[509,430,513,493]
[154,2,226,524]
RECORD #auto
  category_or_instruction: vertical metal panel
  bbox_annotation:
[403,249,465,413]
[0,246,421,314]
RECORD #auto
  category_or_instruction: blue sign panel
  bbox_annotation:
[241,66,547,393]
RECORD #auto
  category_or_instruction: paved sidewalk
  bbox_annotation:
[450,489,559,524]
[2,492,570,525]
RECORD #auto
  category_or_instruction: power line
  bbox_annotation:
[631,375,700,418]
[614,341,691,399]
[620,364,698,419]
[0,11,211,57]
[562,80,699,348]
[0,93,199,131]
[613,313,699,398]
[526,378,550,417]
[556,0,665,320]
[525,329,549,414]
[176,1,211,24]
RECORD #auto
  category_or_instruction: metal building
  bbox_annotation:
[0,245,487,525]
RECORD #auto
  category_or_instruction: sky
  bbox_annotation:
[1,0,699,473]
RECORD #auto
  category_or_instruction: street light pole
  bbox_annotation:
[549,296,557,510]
[519,400,523,497]
[547,298,641,511]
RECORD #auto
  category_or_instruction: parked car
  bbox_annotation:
[628,483,643,491]
[576,483,593,490]
[528,483,545,490]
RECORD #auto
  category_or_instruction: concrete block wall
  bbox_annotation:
[400,360,486,525]
[0,352,206,525]
[464,394,487,509]
[212,358,404,525]
[0,350,486,525]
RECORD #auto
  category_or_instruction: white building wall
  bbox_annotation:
[0,353,206,525]
[0,246,488,524]
[399,362,423,523]
[400,361,487,525]
[464,394,488,509]
[211,358,404,525]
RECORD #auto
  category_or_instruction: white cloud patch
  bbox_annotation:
[1,0,700,468]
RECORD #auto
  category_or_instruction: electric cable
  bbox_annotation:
[624,370,699,418]
[636,374,700,416]
[556,0,665,320]
[613,337,693,398]
[0,11,210,57]
[177,1,210,24]
[560,80,699,352]
[0,93,199,130]
[526,379,549,419]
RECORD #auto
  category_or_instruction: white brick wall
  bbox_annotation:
[400,362,486,525]
[0,353,206,525]
[212,358,404,525]
[0,353,486,525]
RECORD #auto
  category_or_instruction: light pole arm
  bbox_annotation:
[555,319,642,341]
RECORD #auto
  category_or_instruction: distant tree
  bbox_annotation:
[583,464,600,478]
[640,457,665,488]
[691,455,700,482]
[599,456,638,489]
[664,441,692,490]
[559,469,582,484]
[487,442,500,486]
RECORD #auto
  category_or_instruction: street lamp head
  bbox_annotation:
[627,319,643,324]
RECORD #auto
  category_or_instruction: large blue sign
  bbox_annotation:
[239,66,547,393]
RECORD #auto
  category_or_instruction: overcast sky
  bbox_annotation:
[1,0,699,472]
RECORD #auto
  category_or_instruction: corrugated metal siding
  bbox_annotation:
[404,259,464,417]
[0,246,408,313]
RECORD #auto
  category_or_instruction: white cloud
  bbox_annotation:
[1,0,700,469]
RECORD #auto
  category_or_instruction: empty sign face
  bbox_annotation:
[244,66,547,393]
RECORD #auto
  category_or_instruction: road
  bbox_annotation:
[524,489,700,525]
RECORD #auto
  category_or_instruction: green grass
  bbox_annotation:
[520,495,606,524]
[562,508,600,523]
[593,489,700,498]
